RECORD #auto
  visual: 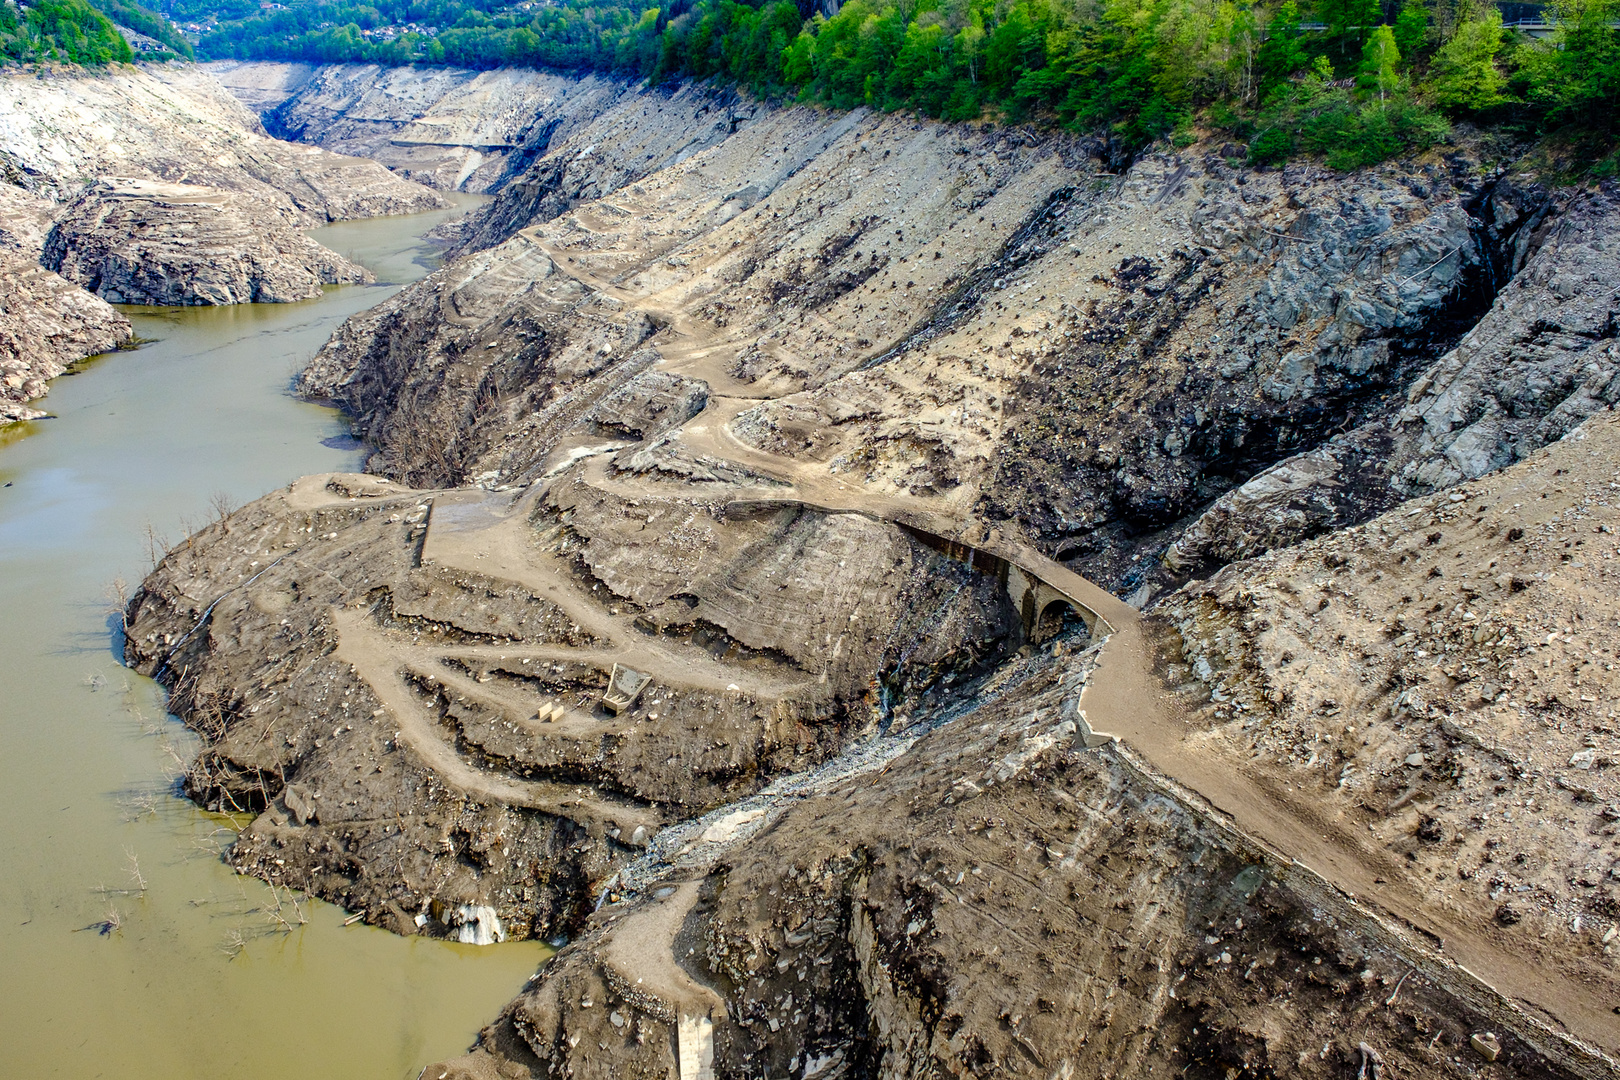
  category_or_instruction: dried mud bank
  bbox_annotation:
[123,74,1620,1078]
[0,62,446,419]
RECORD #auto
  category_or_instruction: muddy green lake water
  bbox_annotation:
[0,196,549,1077]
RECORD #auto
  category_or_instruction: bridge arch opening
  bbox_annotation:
[1032,598,1087,644]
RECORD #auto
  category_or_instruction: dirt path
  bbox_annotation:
[430,222,1619,1051]
[331,605,663,838]
[656,402,1620,1050]
[420,497,819,702]
[600,880,725,1019]
[1081,621,1620,1048]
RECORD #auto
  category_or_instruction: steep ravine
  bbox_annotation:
[127,68,1620,1079]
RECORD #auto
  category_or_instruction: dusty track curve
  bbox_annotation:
[316,221,1618,1060]
[508,236,1620,1056]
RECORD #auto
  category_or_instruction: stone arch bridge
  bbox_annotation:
[722,498,1120,646]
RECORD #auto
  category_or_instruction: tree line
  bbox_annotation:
[17,0,1620,170]
[2,0,135,64]
[2,0,192,64]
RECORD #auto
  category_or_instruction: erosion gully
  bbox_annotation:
[0,195,551,1079]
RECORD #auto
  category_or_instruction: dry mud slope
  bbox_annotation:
[127,77,1620,1078]
[0,63,443,216]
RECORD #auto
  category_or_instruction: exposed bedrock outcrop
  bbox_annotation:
[0,181,129,422]
[294,78,1615,597]
[43,178,373,305]
[1163,178,1620,575]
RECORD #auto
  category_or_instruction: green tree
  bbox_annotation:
[1425,7,1505,111]
[1517,0,1620,132]
[1317,0,1382,61]
[27,0,134,63]
[1256,0,1308,97]
[1391,0,1426,56]
[1357,22,1400,102]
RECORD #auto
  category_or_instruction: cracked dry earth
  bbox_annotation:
[125,78,1620,1080]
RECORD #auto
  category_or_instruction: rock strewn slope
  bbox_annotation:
[44,178,372,305]
[294,97,1088,489]
[434,639,1610,1080]
[0,181,128,422]
[1157,407,1620,1036]
[295,79,1616,604]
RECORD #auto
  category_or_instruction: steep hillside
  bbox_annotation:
[123,73,1620,1080]
[44,178,373,305]
[0,63,443,217]
[292,88,1612,598]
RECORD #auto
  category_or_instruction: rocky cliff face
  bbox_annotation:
[1162,179,1620,576]
[124,72,1620,1080]
[0,179,128,422]
[44,178,372,305]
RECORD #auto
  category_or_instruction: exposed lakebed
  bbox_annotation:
[0,194,550,1079]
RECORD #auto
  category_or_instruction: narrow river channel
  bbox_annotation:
[0,197,548,1078]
